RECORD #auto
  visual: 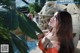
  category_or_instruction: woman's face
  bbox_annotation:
[48,12,59,28]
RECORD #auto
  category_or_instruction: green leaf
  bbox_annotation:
[34,3,42,13]
[29,4,35,14]
[24,14,43,34]
[29,3,42,14]
[0,11,7,27]
[18,13,38,39]
[0,27,11,39]
[10,32,28,53]
[3,10,19,30]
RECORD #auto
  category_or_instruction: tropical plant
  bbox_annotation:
[29,3,42,15]
[0,0,43,53]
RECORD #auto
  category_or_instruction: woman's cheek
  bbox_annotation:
[52,21,57,28]
[48,21,53,27]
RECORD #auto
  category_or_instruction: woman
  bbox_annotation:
[38,11,74,53]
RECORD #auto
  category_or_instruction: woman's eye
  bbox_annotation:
[52,16,56,21]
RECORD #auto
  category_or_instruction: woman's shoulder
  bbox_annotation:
[44,33,60,50]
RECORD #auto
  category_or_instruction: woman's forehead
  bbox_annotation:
[54,12,58,16]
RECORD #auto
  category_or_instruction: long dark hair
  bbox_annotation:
[56,11,74,53]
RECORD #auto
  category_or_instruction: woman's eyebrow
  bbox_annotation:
[53,16,56,18]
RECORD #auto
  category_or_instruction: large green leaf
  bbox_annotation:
[10,32,28,53]
[18,13,38,39]
[0,27,11,39]
[3,10,19,30]
[0,12,5,27]
[24,14,43,34]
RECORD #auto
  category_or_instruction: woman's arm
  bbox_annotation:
[37,29,49,40]
[37,34,44,40]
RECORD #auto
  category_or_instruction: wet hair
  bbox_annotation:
[56,11,74,53]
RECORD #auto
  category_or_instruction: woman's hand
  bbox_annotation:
[37,34,44,40]
[42,29,50,36]
[37,29,49,40]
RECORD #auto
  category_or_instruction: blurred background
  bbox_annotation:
[0,0,80,53]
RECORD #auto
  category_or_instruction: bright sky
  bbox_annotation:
[16,0,35,7]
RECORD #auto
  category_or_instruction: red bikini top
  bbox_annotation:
[38,40,59,53]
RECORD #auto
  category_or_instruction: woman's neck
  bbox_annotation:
[51,28,57,36]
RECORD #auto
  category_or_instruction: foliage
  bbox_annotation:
[34,3,42,13]
[29,3,42,14]
[0,0,43,53]
[29,3,35,14]
[0,0,11,6]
